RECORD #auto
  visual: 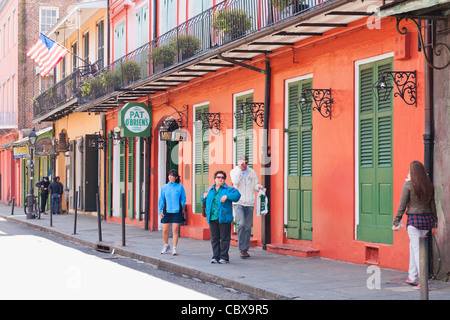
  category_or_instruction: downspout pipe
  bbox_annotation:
[261,59,271,250]
[423,20,434,180]
[424,20,435,278]
[217,54,271,249]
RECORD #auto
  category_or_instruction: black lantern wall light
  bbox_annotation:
[112,127,128,147]
[297,89,333,119]
[53,130,69,153]
[372,71,417,107]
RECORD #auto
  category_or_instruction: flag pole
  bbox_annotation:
[41,33,90,68]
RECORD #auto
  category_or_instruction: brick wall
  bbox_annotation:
[18,0,77,132]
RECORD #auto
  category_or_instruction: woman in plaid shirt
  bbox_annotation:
[393,161,438,288]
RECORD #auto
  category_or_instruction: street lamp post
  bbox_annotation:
[27,127,37,219]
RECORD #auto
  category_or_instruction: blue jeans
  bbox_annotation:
[51,194,60,215]
[234,204,254,251]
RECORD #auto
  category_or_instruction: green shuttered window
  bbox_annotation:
[357,58,393,244]
[194,105,210,213]
[235,93,254,167]
[286,78,313,240]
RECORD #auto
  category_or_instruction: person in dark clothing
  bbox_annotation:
[35,176,50,214]
[49,176,64,215]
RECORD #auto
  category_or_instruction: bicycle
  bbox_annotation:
[23,196,40,219]
[430,234,441,279]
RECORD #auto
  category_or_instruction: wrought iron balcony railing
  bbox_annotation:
[34,0,324,118]
[33,70,83,119]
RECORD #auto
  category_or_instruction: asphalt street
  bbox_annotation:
[1,203,450,301]
[0,216,255,300]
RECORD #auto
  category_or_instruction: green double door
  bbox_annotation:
[286,79,313,240]
[357,58,394,244]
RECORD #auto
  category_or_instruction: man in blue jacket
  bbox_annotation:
[48,176,63,215]
[201,170,241,264]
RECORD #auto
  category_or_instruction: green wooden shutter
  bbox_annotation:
[114,22,125,59]
[235,93,254,166]
[119,140,125,216]
[137,137,145,221]
[286,79,313,240]
[107,131,113,217]
[357,58,393,244]
[128,138,134,219]
[194,105,210,213]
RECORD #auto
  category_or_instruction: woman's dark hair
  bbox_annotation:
[168,169,181,183]
[409,161,434,203]
[213,170,227,180]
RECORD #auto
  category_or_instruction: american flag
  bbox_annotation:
[26,33,70,77]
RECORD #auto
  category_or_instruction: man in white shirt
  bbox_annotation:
[230,155,263,258]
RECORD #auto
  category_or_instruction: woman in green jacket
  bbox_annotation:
[201,170,241,264]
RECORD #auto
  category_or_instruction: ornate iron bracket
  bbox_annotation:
[196,112,221,135]
[298,89,333,119]
[235,102,265,127]
[372,71,417,107]
[163,105,189,129]
[93,131,107,150]
[396,17,450,70]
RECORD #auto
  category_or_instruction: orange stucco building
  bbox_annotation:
[105,9,426,270]
[32,0,444,274]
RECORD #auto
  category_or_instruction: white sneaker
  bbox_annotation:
[172,247,178,255]
[161,244,170,254]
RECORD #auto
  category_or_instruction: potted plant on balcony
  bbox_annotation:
[269,0,309,15]
[118,60,141,85]
[80,76,103,99]
[170,34,200,60]
[150,44,177,73]
[101,69,121,92]
[212,8,252,42]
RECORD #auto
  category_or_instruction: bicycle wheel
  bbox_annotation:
[34,200,40,219]
[431,234,441,278]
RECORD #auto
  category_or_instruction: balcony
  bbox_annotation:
[33,0,383,119]
[33,70,83,121]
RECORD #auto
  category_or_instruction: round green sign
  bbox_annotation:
[118,102,152,137]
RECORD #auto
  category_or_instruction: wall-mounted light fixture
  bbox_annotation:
[196,112,221,135]
[297,89,333,119]
[54,130,69,153]
[372,71,416,107]
[235,103,265,127]
[91,131,106,150]
[112,127,128,147]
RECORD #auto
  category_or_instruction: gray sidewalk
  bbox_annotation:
[1,203,449,300]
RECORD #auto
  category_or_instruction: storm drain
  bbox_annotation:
[95,244,111,253]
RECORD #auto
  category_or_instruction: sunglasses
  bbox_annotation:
[215,176,225,180]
